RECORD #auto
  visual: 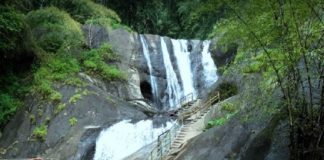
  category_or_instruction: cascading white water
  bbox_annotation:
[94,120,174,160]
[201,40,218,87]
[171,39,195,98]
[140,35,158,101]
[161,37,181,109]
[93,37,219,160]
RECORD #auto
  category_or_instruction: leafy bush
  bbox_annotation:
[31,55,80,99]
[26,7,83,53]
[216,82,238,100]
[54,103,66,115]
[221,102,236,113]
[53,0,120,24]
[206,117,226,129]
[69,117,78,126]
[0,93,22,125]
[32,124,47,141]
[49,91,62,102]
[81,43,125,81]
[0,6,26,55]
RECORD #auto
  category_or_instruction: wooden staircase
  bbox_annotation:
[148,92,220,160]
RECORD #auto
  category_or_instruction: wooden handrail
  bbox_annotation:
[148,92,220,160]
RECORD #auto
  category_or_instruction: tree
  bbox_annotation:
[211,0,323,159]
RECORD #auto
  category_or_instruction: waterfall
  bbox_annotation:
[171,39,195,98]
[161,37,181,109]
[140,35,158,101]
[201,40,218,87]
[94,120,174,160]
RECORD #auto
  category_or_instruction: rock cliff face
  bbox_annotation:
[84,25,220,110]
[0,26,222,159]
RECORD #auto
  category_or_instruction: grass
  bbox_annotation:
[81,43,126,81]
[69,117,78,126]
[206,112,237,130]
[32,124,47,141]
[69,93,82,104]
[54,103,66,115]
[221,102,236,113]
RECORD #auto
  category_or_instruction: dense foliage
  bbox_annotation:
[210,0,323,159]
[95,0,235,38]
[0,0,125,128]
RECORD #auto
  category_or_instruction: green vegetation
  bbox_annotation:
[27,7,83,53]
[221,102,236,113]
[209,0,323,159]
[69,93,82,104]
[0,93,22,125]
[32,124,47,141]
[215,82,238,100]
[29,114,36,124]
[206,117,226,129]
[0,6,26,54]
[31,56,81,100]
[54,103,66,115]
[81,43,125,81]
[69,117,78,126]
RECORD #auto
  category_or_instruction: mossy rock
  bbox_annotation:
[26,7,84,53]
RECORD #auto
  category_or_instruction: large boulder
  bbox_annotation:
[0,75,147,159]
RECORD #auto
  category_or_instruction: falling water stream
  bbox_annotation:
[171,39,195,99]
[201,41,218,87]
[161,37,181,109]
[93,37,218,160]
[140,35,159,101]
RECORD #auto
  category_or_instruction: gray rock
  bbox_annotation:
[0,81,147,159]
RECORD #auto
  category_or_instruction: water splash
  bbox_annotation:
[94,120,174,160]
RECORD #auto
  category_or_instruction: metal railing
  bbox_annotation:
[173,93,194,109]
[148,92,221,160]
[149,123,181,160]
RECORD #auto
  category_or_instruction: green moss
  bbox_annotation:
[49,91,62,103]
[206,117,226,129]
[37,108,43,117]
[54,103,66,115]
[69,94,82,104]
[26,7,83,53]
[206,113,236,129]
[69,117,78,126]
[45,116,51,124]
[32,124,47,141]
[29,114,36,124]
